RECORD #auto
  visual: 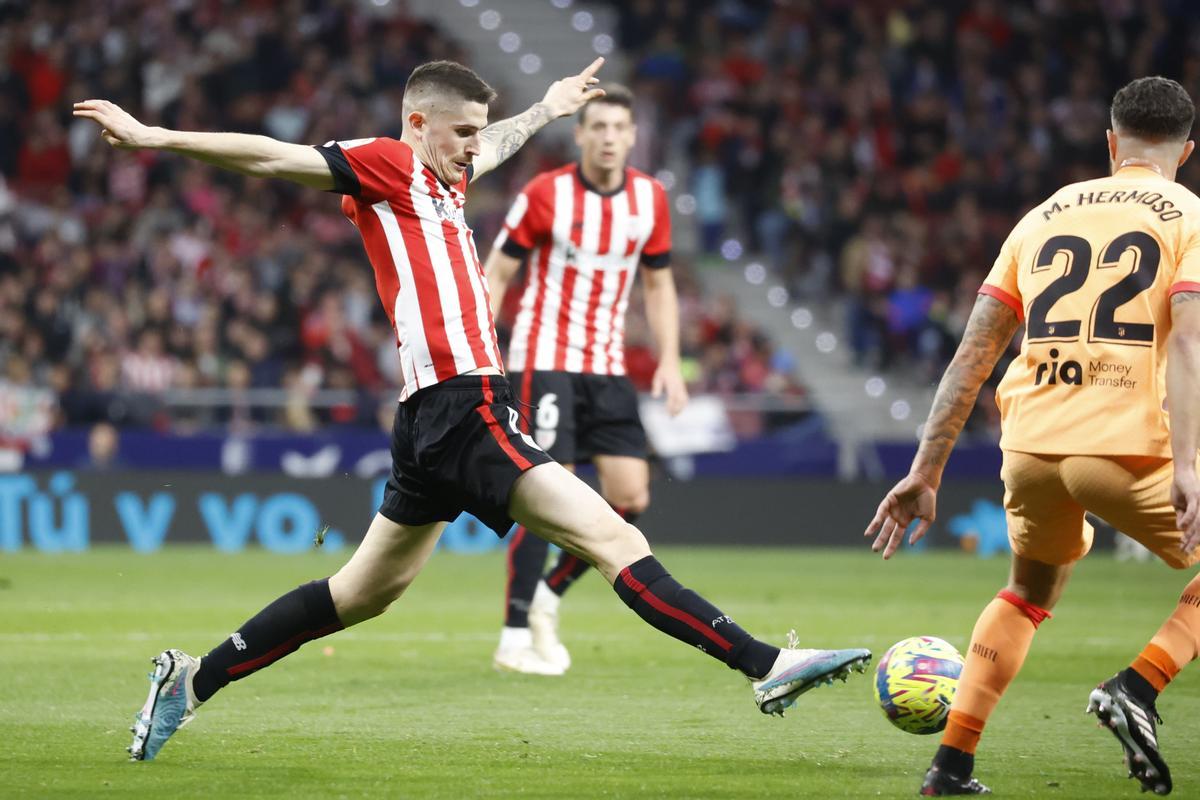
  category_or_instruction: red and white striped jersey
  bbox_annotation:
[316,137,502,401]
[494,164,672,375]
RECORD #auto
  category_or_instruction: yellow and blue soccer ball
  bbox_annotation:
[874,636,964,734]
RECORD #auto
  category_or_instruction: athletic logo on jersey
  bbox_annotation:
[431,198,465,226]
[231,632,247,651]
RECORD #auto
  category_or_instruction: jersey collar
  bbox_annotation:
[1115,159,1167,179]
[575,162,628,197]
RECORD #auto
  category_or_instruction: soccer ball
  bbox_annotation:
[874,636,964,735]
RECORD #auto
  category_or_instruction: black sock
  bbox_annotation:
[1119,666,1160,706]
[931,745,974,778]
[546,508,638,597]
[544,551,591,596]
[612,555,779,679]
[192,579,343,703]
[504,526,549,628]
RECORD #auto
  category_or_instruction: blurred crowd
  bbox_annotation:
[0,0,796,442]
[9,1,1197,443]
[613,0,1200,428]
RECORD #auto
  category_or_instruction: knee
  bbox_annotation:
[610,489,650,518]
[585,520,651,579]
[604,482,652,520]
[330,572,411,624]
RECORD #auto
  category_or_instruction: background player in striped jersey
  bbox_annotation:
[76,58,871,763]
[485,84,688,675]
[865,76,1200,796]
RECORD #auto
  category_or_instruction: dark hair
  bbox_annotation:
[404,60,496,105]
[579,83,634,124]
[1111,76,1195,141]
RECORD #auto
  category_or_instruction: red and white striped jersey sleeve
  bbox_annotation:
[494,176,553,259]
[640,180,672,268]
[314,137,421,203]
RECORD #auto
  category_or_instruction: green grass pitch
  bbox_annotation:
[2,546,1196,798]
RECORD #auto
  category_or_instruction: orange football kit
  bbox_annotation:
[981,164,1200,567]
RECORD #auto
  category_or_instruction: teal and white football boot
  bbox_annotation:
[128,649,202,761]
[752,631,871,715]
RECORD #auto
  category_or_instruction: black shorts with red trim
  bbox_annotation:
[378,374,553,537]
[509,370,647,465]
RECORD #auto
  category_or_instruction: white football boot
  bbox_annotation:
[752,631,872,716]
[493,626,565,676]
[528,580,571,672]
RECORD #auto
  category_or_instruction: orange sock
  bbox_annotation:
[941,590,1050,754]
[1132,644,1179,692]
[1132,574,1200,690]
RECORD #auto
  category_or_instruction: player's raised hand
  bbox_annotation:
[73,99,161,149]
[652,363,689,417]
[1173,468,1200,553]
[540,58,606,118]
[864,471,938,560]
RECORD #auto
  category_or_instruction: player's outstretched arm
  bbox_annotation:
[865,294,1019,559]
[72,99,335,190]
[471,58,606,182]
[642,266,689,416]
[1168,292,1200,552]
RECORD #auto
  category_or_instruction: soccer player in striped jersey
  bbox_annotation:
[865,77,1200,796]
[486,84,689,675]
[76,58,870,764]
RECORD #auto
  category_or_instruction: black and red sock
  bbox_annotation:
[612,555,779,679]
[192,578,343,702]
[503,525,550,628]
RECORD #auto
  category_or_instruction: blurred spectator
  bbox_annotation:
[84,421,121,470]
[0,355,56,448]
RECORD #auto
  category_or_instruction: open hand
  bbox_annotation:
[540,58,606,118]
[73,99,160,149]
[864,472,938,560]
[652,363,689,416]
[1174,468,1200,553]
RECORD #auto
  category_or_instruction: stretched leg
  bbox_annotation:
[129,515,444,760]
[924,555,1066,795]
[509,462,870,713]
[542,454,650,597]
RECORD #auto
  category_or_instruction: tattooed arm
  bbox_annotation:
[865,294,1020,559]
[471,58,606,182]
[1169,292,1200,551]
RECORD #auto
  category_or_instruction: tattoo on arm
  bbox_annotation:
[479,103,553,169]
[914,295,1020,477]
[1172,291,1200,306]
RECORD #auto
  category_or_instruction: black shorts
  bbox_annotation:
[509,370,647,464]
[378,374,553,537]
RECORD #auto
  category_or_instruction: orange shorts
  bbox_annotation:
[1000,450,1200,569]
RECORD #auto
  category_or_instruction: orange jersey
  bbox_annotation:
[982,165,1200,456]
